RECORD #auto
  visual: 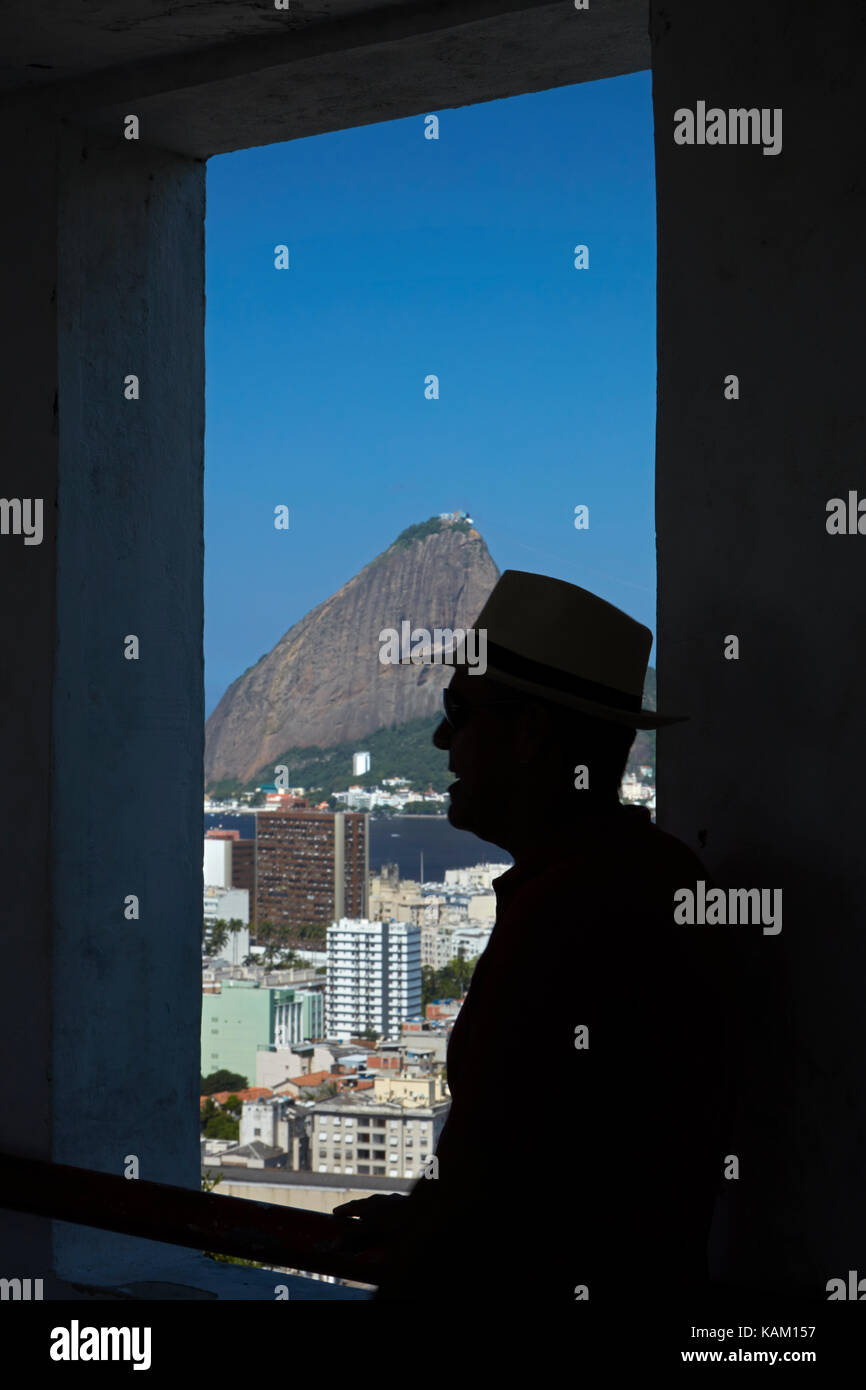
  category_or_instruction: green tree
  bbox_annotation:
[203,1112,239,1140]
[421,954,479,1008]
[203,917,230,957]
[201,1069,249,1096]
[200,1096,220,1128]
[254,918,276,949]
[421,964,437,1009]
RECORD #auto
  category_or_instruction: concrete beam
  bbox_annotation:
[8,0,648,158]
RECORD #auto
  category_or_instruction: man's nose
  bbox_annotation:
[432,718,451,751]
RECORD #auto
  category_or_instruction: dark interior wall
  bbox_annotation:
[652,0,866,1292]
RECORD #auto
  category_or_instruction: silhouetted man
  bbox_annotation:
[334,572,729,1306]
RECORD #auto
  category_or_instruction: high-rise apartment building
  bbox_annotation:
[204,829,237,888]
[231,837,255,902]
[254,809,368,930]
[327,918,422,1040]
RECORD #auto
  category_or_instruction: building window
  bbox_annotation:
[373,1165,386,1175]
[358,1165,370,1175]
[357,1149,370,1159]
[373,1149,385,1161]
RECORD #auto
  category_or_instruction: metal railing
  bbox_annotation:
[0,1152,383,1285]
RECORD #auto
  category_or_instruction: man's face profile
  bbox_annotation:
[433,669,532,845]
[433,665,632,854]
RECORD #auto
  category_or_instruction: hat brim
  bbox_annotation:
[398,649,688,728]
[466,663,687,728]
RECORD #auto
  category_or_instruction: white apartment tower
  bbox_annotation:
[327,918,421,1040]
[203,836,232,888]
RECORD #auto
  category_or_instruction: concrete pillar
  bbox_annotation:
[653,1,866,1292]
[0,108,206,1284]
[0,105,60,1280]
[52,125,205,1282]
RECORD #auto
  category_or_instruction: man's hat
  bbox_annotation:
[450,570,688,729]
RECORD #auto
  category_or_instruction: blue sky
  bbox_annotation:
[205,70,656,717]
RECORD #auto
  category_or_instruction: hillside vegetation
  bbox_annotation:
[207,670,657,802]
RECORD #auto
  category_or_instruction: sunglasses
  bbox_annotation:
[441,687,526,728]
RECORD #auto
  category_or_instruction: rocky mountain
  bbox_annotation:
[204,516,501,788]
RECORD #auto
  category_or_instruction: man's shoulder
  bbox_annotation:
[535,807,711,897]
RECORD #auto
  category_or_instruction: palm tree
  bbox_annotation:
[203,918,229,957]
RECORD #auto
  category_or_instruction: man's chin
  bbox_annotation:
[447,785,509,851]
[446,782,468,828]
[447,783,481,835]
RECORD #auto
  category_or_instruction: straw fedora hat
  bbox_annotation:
[434,570,688,729]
